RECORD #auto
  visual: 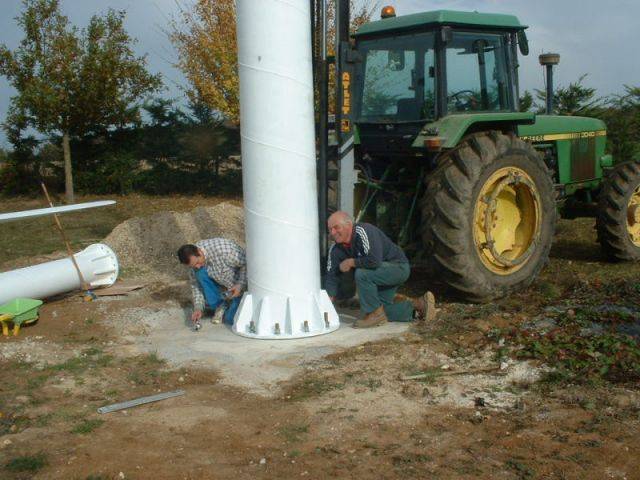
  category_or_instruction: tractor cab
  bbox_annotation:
[352,9,528,156]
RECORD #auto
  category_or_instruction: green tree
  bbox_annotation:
[600,85,640,163]
[535,74,603,116]
[138,97,187,171]
[184,100,239,181]
[519,90,533,112]
[0,0,162,202]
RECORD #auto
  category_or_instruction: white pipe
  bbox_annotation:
[0,244,118,304]
[233,0,339,339]
[0,201,116,223]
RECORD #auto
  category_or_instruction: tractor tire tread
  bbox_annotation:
[420,131,556,302]
[596,159,640,261]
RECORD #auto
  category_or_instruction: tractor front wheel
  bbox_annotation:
[420,131,556,302]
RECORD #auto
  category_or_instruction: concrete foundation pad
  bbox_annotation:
[117,304,410,395]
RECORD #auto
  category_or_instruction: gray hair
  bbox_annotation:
[339,213,353,225]
[330,210,353,225]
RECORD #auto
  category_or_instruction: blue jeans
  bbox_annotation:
[194,268,241,325]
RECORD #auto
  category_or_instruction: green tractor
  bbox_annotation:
[330,7,640,301]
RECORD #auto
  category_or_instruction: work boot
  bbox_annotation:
[412,291,436,322]
[354,306,388,328]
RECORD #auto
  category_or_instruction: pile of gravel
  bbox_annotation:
[104,202,244,281]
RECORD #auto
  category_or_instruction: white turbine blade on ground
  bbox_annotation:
[0,200,116,223]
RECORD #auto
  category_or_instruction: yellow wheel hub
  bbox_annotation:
[473,167,541,275]
[626,185,640,246]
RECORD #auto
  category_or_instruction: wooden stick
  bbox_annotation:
[401,366,502,381]
[40,182,91,293]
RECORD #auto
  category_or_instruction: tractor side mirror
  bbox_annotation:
[517,30,529,56]
[387,50,405,71]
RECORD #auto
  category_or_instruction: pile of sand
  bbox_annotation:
[104,202,244,281]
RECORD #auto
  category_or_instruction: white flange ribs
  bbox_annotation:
[0,244,119,304]
[233,0,339,339]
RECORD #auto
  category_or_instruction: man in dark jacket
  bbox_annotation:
[326,211,435,328]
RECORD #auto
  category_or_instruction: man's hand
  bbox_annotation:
[228,284,242,298]
[191,309,203,323]
[339,258,355,273]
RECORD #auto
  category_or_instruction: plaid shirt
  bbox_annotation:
[188,238,247,311]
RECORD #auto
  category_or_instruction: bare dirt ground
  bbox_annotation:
[1,197,640,479]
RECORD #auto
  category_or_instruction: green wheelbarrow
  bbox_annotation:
[0,298,43,336]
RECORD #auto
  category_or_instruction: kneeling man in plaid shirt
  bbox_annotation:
[177,238,247,327]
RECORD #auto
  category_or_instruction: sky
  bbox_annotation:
[1,0,639,147]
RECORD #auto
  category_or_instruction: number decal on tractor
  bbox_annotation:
[520,130,607,142]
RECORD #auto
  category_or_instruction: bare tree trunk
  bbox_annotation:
[62,132,74,203]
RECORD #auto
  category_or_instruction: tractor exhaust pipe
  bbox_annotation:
[539,53,560,115]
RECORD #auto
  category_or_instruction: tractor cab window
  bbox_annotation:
[446,32,511,113]
[358,32,435,122]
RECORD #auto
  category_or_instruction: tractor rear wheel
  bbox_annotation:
[596,160,640,261]
[420,131,556,302]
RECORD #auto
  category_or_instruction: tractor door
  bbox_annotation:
[444,31,514,114]
[354,32,436,157]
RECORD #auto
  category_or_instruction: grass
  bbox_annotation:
[0,194,238,266]
[285,376,345,401]
[0,351,168,438]
[505,459,535,480]
[125,354,167,386]
[33,413,55,428]
[533,279,562,302]
[49,351,113,375]
[508,303,640,385]
[391,453,432,465]
[278,423,309,443]
[138,352,164,367]
[391,452,434,476]
[71,418,105,434]
[356,378,383,391]
[26,374,49,390]
[403,366,442,384]
[5,453,48,473]
[50,356,90,374]
[82,347,104,356]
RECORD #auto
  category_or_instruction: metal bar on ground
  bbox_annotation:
[0,200,116,223]
[98,390,185,414]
